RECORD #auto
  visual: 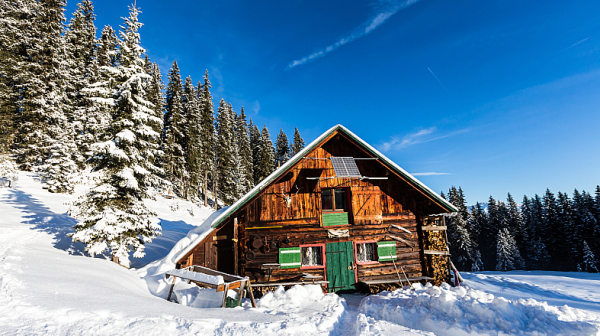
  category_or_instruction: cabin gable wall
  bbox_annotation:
[177,131,448,288]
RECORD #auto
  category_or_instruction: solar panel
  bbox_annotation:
[330,157,362,178]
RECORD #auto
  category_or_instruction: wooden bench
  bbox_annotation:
[166,265,257,308]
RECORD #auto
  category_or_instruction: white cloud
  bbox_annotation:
[252,101,260,115]
[411,172,451,176]
[287,0,421,69]
[378,127,470,152]
[378,127,436,152]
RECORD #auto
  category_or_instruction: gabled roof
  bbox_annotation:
[172,124,457,264]
[211,124,457,229]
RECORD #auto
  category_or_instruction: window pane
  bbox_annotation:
[334,189,346,211]
[321,189,333,210]
[302,246,323,266]
[357,243,375,262]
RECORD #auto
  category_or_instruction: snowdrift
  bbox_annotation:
[361,283,599,336]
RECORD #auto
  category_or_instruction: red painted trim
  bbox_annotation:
[300,244,326,270]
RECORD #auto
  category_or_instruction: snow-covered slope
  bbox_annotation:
[1,171,599,335]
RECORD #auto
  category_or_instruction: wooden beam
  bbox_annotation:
[424,250,449,255]
[421,225,447,231]
[251,280,329,287]
[233,217,238,275]
[388,235,414,247]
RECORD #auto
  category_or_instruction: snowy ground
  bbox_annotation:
[1,171,599,335]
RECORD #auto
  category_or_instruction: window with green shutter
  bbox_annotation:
[377,241,397,261]
[279,247,301,269]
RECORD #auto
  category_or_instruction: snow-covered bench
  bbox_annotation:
[166,265,257,308]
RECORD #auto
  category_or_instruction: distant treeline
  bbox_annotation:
[444,186,600,273]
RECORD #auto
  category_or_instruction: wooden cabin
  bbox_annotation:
[173,125,457,293]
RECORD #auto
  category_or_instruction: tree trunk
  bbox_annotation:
[112,254,119,264]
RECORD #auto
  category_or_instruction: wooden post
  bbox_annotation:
[389,252,404,286]
[233,217,238,275]
[221,284,229,308]
[236,280,245,307]
[167,276,178,301]
[246,281,257,308]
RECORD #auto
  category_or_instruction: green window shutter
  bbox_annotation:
[322,212,350,226]
[279,247,301,269]
[377,241,397,261]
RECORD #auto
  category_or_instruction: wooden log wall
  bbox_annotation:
[177,131,450,287]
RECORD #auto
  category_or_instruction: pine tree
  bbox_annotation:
[198,70,215,207]
[215,99,236,205]
[543,189,561,269]
[291,127,305,157]
[144,61,165,174]
[446,187,481,271]
[77,25,118,159]
[274,129,290,168]
[557,191,578,270]
[12,0,78,192]
[0,0,26,154]
[236,108,253,193]
[70,4,160,262]
[65,0,96,166]
[507,193,526,257]
[248,120,261,184]
[162,61,187,195]
[186,79,203,200]
[583,240,598,273]
[496,227,524,271]
[522,195,550,269]
[255,125,275,183]
[470,202,487,271]
[481,196,499,269]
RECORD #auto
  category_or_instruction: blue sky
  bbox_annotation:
[68,0,600,204]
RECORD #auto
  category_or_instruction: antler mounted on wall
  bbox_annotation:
[280,185,299,207]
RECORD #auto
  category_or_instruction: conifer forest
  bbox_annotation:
[0,1,306,259]
[0,1,598,272]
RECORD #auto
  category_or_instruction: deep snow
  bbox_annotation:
[1,171,599,335]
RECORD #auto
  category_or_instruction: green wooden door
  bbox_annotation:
[326,241,356,293]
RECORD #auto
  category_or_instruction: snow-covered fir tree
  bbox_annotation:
[70,4,160,262]
[198,70,215,207]
[583,240,598,273]
[496,227,524,271]
[255,125,275,183]
[236,108,253,194]
[446,186,482,271]
[248,120,262,184]
[506,193,526,256]
[215,99,236,205]
[77,25,118,159]
[64,0,96,166]
[291,127,305,157]
[524,194,550,269]
[0,0,25,154]
[274,129,290,168]
[480,196,499,269]
[543,189,562,269]
[11,0,79,194]
[184,78,203,200]
[143,61,165,171]
[162,61,188,195]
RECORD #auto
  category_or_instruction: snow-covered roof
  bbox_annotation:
[173,124,457,263]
